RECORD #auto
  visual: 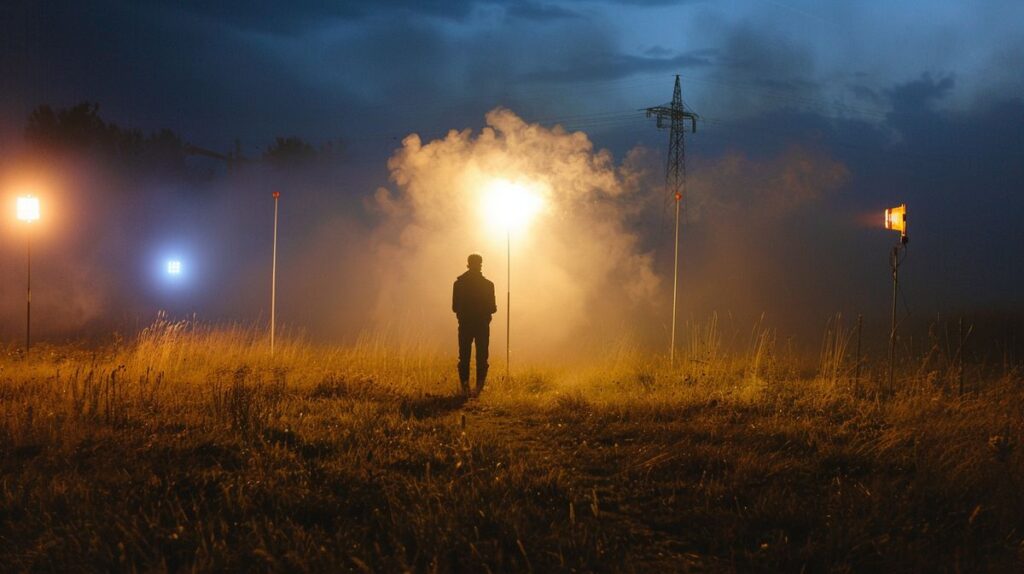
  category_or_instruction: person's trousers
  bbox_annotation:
[458,320,490,389]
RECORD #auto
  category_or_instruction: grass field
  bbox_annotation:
[1,317,1022,572]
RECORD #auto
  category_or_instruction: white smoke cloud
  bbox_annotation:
[370,108,661,358]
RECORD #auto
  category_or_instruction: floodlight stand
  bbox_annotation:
[25,228,32,354]
[271,192,280,356]
[506,228,511,381]
[887,238,906,394]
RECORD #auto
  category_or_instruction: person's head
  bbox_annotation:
[467,253,483,271]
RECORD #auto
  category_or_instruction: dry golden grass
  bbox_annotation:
[0,317,1021,571]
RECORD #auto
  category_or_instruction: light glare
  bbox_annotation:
[481,180,544,232]
[884,203,907,236]
[16,196,40,222]
[167,260,182,275]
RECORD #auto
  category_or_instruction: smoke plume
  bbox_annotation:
[370,108,661,358]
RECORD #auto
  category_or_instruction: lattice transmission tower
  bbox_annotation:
[645,74,698,366]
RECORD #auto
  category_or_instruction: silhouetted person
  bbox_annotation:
[453,253,496,395]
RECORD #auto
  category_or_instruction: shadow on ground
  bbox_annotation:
[399,393,469,419]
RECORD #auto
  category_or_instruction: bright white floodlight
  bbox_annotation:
[481,180,544,232]
[16,196,40,222]
[479,178,545,382]
[167,260,182,275]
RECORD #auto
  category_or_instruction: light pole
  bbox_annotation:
[671,190,681,367]
[884,203,908,394]
[506,227,511,380]
[482,179,544,381]
[16,196,40,352]
[644,75,698,367]
[271,190,280,355]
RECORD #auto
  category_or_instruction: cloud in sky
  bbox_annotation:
[5,0,1023,151]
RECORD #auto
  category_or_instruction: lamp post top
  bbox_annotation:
[16,195,40,222]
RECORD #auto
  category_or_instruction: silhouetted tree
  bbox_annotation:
[24,102,188,177]
[24,102,343,178]
[25,102,118,153]
[263,136,317,168]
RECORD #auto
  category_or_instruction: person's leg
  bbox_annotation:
[476,321,490,392]
[457,322,472,393]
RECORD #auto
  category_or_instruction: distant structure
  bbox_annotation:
[645,75,698,366]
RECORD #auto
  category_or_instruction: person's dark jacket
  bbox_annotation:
[452,270,497,323]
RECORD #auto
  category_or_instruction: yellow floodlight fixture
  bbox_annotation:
[883,202,909,392]
[16,195,40,222]
[884,203,907,242]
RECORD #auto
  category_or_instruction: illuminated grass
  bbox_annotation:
[0,319,1021,571]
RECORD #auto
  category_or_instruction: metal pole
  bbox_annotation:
[670,194,680,367]
[506,227,511,381]
[888,245,899,394]
[26,229,32,353]
[271,192,279,355]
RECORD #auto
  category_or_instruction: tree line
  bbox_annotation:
[24,102,343,177]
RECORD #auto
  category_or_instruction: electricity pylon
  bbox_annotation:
[646,74,698,367]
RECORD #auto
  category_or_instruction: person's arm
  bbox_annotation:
[489,281,497,314]
[452,281,460,314]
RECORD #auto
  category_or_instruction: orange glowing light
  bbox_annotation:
[884,203,906,237]
[16,196,40,222]
[481,179,545,233]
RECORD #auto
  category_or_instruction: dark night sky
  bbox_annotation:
[0,0,1022,353]
[5,1,1021,155]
